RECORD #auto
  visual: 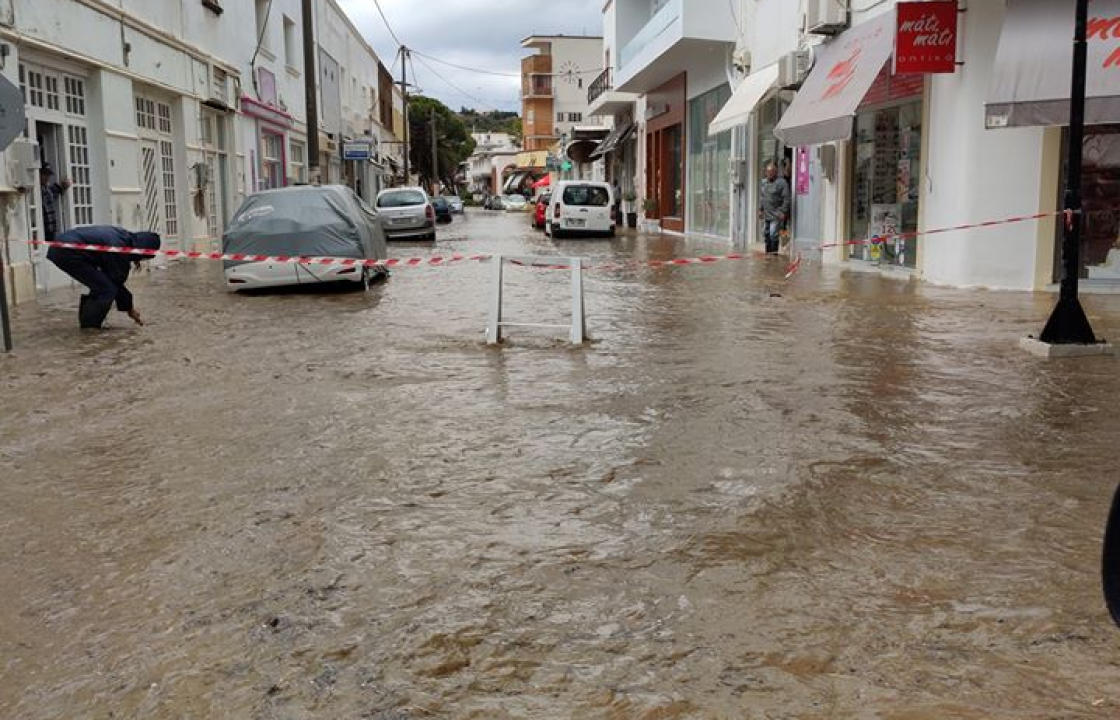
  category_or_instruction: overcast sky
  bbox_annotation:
[336,0,602,114]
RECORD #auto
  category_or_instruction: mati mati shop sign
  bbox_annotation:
[894,1,958,74]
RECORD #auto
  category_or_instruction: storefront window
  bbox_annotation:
[1056,126,1120,281]
[849,101,922,268]
[289,140,306,184]
[260,131,284,190]
[688,85,732,237]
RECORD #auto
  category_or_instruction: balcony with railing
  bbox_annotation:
[613,0,736,94]
[521,53,552,77]
[587,68,611,106]
[522,75,553,99]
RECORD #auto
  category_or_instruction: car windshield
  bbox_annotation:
[432,198,448,207]
[562,186,609,207]
[504,195,524,203]
[377,190,426,208]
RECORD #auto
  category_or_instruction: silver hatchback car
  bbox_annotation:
[376,187,436,241]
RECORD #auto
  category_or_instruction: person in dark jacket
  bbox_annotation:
[46,226,161,329]
[39,164,71,241]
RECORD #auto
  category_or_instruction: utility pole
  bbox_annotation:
[1039,0,1098,345]
[399,46,410,184]
[430,107,438,195]
[301,0,320,184]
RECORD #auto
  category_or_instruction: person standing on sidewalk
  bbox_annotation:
[758,162,790,255]
[46,226,161,329]
[39,163,71,241]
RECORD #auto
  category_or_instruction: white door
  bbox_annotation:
[19,61,93,292]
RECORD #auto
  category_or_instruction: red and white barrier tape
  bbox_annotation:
[17,208,1069,279]
[818,210,1067,250]
[23,239,491,268]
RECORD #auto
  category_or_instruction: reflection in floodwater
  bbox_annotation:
[2,211,1120,718]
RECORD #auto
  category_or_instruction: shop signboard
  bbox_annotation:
[342,140,372,161]
[795,147,811,196]
[895,1,958,74]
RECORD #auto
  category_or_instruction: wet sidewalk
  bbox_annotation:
[2,210,1120,718]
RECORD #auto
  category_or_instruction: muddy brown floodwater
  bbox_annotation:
[3,210,1120,719]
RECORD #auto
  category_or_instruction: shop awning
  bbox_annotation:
[565,139,600,164]
[709,63,780,137]
[986,0,1120,128]
[589,122,635,159]
[774,11,896,147]
[531,175,551,189]
[515,150,548,169]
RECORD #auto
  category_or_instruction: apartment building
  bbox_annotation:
[520,34,605,157]
[0,0,402,305]
[595,0,738,234]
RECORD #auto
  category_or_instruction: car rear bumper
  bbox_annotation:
[383,221,435,239]
[224,261,365,290]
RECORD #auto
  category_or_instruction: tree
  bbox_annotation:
[504,116,523,145]
[408,96,476,190]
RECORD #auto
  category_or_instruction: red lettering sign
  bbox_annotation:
[895,1,958,74]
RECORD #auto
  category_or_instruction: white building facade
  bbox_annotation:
[594,0,1118,291]
[465,132,520,195]
[1,0,401,305]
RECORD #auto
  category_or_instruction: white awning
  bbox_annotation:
[708,63,780,137]
[774,11,896,146]
[986,0,1120,128]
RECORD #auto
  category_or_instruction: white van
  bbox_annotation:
[546,181,615,238]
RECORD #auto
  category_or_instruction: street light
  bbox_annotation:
[1037,0,1099,346]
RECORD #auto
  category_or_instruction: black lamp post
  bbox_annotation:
[1038,0,1099,345]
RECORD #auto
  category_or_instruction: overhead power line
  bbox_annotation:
[410,50,520,78]
[411,49,604,79]
[413,54,505,112]
[372,0,402,48]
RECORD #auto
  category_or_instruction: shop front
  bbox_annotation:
[645,74,686,233]
[241,94,293,193]
[847,70,924,268]
[987,0,1120,284]
[775,10,924,268]
[687,84,732,238]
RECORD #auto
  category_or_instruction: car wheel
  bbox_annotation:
[608,226,616,238]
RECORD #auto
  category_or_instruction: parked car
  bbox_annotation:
[376,187,436,241]
[533,192,551,230]
[431,196,453,224]
[546,181,615,238]
[223,185,388,291]
[503,194,529,212]
[445,195,464,213]
[483,195,504,210]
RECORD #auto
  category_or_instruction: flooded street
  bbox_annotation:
[3,209,1120,718]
